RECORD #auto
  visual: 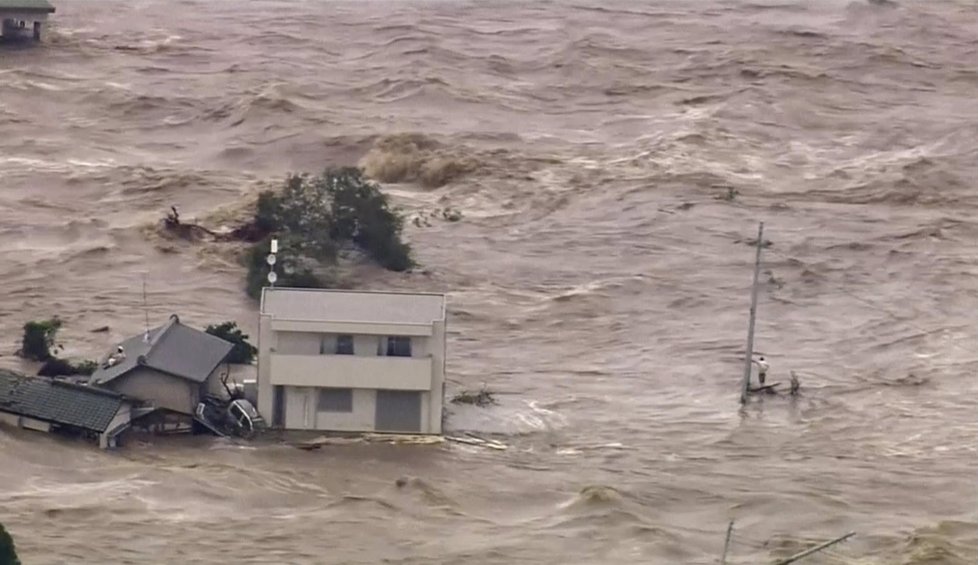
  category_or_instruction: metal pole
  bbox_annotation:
[721,520,734,565]
[740,222,764,404]
[773,532,855,565]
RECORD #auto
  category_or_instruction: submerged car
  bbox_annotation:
[195,395,266,438]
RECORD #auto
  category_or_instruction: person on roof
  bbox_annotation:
[752,355,769,386]
[104,345,125,368]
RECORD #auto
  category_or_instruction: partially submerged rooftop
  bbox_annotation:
[0,370,126,433]
[261,287,446,325]
[90,315,234,386]
[0,0,55,14]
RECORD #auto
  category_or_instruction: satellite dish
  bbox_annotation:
[267,271,278,284]
[266,253,276,266]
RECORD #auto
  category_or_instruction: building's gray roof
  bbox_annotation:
[0,370,125,433]
[261,288,446,325]
[90,315,233,385]
[0,0,55,14]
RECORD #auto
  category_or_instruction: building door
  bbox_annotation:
[375,391,422,433]
[272,385,285,428]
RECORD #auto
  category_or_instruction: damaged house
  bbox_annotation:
[0,369,134,449]
[89,314,235,433]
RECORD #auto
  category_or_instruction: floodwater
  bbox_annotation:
[1,1,976,563]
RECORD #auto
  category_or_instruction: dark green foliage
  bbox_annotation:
[254,191,282,235]
[245,237,327,300]
[22,318,97,377]
[20,318,62,361]
[37,358,98,377]
[324,168,413,270]
[244,167,414,298]
[204,322,258,365]
[73,360,99,375]
[0,522,19,565]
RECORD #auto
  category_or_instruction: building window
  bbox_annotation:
[318,388,353,412]
[335,334,354,355]
[386,336,412,357]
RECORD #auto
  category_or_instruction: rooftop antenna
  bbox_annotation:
[142,275,150,343]
[266,238,279,288]
[740,221,764,405]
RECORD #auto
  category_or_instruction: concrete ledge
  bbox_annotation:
[269,354,433,390]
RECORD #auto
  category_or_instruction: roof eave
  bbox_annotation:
[0,7,55,14]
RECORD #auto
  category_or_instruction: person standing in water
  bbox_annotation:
[752,356,769,386]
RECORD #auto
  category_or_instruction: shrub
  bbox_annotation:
[21,318,98,377]
[20,318,62,362]
[243,168,414,298]
[204,322,258,365]
[0,522,19,565]
[73,360,99,375]
[37,358,98,378]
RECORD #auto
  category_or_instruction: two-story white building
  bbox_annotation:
[256,287,447,435]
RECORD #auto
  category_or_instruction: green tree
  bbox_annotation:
[20,318,61,361]
[243,168,414,299]
[21,318,97,377]
[204,322,258,365]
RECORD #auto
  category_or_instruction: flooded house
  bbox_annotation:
[89,314,235,433]
[257,288,447,435]
[0,369,134,449]
[0,0,55,41]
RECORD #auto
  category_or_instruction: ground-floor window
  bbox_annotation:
[318,387,353,412]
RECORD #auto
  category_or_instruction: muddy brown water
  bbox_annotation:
[1,1,976,563]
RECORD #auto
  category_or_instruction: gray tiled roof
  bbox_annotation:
[0,0,56,13]
[261,288,446,325]
[0,370,125,432]
[90,315,233,385]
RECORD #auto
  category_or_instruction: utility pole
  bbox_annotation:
[720,520,734,565]
[740,222,764,405]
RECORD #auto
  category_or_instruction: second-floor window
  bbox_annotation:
[335,335,354,355]
[386,336,412,357]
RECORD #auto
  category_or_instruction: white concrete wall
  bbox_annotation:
[0,412,52,432]
[428,320,447,434]
[257,313,274,423]
[275,331,321,355]
[270,319,432,337]
[269,354,432,390]
[258,312,447,434]
[283,386,377,433]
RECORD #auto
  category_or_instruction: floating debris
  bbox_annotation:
[445,434,508,450]
[293,433,446,450]
[451,385,497,407]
